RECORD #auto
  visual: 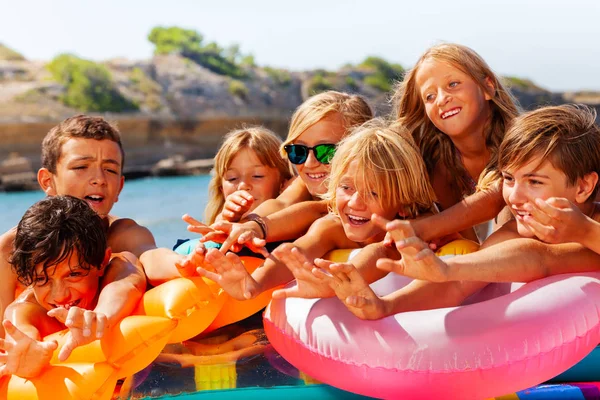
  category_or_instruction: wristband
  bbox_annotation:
[246,213,268,239]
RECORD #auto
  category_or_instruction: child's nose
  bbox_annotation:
[304,150,320,168]
[238,179,252,192]
[348,192,366,209]
[436,89,451,107]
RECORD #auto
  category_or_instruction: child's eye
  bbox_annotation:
[225,177,237,182]
[502,174,514,184]
[449,81,459,88]
[370,191,379,198]
[105,168,118,174]
[33,276,47,286]
[425,93,435,102]
[73,165,87,170]
[529,179,543,186]
[252,175,264,179]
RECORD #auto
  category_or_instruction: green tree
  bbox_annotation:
[47,54,137,112]
[360,56,404,92]
[147,26,246,79]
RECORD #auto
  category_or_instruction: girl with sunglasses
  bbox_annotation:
[195,121,437,302]
[187,91,373,255]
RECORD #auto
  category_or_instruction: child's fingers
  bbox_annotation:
[2,319,25,340]
[522,215,555,241]
[46,307,68,324]
[219,233,241,254]
[346,295,367,308]
[58,334,78,362]
[95,314,107,339]
[0,337,10,352]
[395,236,428,252]
[188,225,216,235]
[195,267,221,283]
[328,262,354,275]
[311,267,336,282]
[371,214,392,230]
[83,311,96,338]
[182,214,204,226]
[272,286,299,299]
[376,258,404,274]
[313,258,334,270]
[545,197,572,210]
[225,252,246,270]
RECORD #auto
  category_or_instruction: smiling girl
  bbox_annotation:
[188,91,374,254]
[392,43,520,243]
[194,121,437,301]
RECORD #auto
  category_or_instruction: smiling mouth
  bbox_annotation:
[441,108,461,119]
[50,299,81,309]
[514,210,531,219]
[306,173,327,180]
[347,214,370,226]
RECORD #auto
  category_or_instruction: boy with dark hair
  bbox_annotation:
[312,104,600,319]
[0,195,145,379]
[0,115,158,337]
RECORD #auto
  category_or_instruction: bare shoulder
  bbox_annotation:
[480,220,522,249]
[107,217,156,257]
[307,215,357,248]
[276,177,312,205]
[0,227,16,255]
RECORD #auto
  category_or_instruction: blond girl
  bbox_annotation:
[188,90,374,253]
[204,127,292,225]
[393,43,520,243]
[194,121,438,301]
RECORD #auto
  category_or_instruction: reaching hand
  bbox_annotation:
[372,214,450,282]
[311,261,387,320]
[221,190,254,222]
[0,320,58,378]
[47,307,107,362]
[205,221,268,257]
[522,197,591,244]
[198,249,261,300]
[175,241,208,277]
[271,244,334,299]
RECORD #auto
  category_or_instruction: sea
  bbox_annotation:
[0,175,212,249]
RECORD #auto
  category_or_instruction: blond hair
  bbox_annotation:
[205,127,292,224]
[326,120,437,219]
[498,104,600,200]
[281,91,374,158]
[392,43,520,197]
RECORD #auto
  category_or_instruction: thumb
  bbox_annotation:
[58,334,78,362]
[47,307,68,324]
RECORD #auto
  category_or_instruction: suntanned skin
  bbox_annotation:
[0,137,158,338]
[0,251,146,378]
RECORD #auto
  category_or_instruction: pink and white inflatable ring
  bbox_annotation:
[264,246,600,400]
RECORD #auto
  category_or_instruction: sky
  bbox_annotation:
[1,0,599,92]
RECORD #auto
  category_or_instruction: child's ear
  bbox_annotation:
[37,168,57,196]
[483,76,496,101]
[99,247,112,276]
[575,172,599,204]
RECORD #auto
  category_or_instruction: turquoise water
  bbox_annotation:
[0,175,211,249]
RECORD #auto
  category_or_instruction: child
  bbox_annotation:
[194,121,438,301]
[391,43,520,243]
[0,196,146,378]
[171,127,292,257]
[0,115,157,337]
[320,104,600,319]
[186,91,374,255]
[204,127,292,225]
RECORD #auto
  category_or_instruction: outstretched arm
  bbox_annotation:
[412,187,505,242]
[0,228,17,338]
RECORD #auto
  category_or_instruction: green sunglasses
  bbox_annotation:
[284,143,337,165]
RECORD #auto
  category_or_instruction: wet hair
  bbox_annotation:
[41,114,125,173]
[280,91,374,159]
[205,127,293,224]
[392,43,519,197]
[498,104,600,200]
[10,195,107,286]
[326,120,437,219]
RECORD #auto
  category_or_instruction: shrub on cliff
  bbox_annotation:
[47,54,138,112]
[263,67,292,86]
[0,43,25,61]
[148,26,247,79]
[307,70,335,95]
[229,80,249,100]
[360,56,404,92]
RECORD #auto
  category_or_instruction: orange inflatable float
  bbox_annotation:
[0,255,273,400]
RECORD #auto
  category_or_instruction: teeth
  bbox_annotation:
[442,109,461,119]
[348,215,369,223]
[307,173,326,179]
[87,195,102,201]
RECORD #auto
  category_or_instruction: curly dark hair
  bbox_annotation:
[10,195,107,286]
